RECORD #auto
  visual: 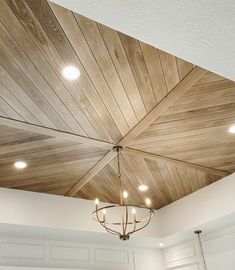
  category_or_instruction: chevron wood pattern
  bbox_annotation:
[0,0,234,209]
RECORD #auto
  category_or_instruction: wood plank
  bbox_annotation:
[0,137,56,155]
[119,32,157,112]
[139,42,168,101]
[49,2,130,136]
[4,0,115,142]
[64,150,116,196]
[176,58,193,80]
[98,24,146,121]
[123,148,230,177]
[21,0,122,142]
[74,14,138,129]
[159,49,180,91]
[119,67,207,146]
[0,116,113,149]
[0,80,40,124]
[145,159,173,204]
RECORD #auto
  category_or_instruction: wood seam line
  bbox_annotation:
[117,66,208,146]
[64,149,116,196]
[64,66,208,196]
[0,116,114,149]
[123,148,231,177]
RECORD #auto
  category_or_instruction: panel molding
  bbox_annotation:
[1,242,45,260]
[94,248,129,264]
[0,236,161,270]
[50,245,90,262]
[164,242,199,269]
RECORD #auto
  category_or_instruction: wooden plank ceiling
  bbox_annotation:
[0,0,234,209]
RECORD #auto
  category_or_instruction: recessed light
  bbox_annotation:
[159,243,164,247]
[14,161,27,169]
[228,125,235,134]
[138,184,148,192]
[62,65,80,80]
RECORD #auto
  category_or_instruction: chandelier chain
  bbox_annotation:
[195,231,207,270]
[117,147,123,205]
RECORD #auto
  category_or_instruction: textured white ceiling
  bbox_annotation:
[50,0,235,81]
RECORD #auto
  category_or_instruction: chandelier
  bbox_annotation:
[195,230,208,269]
[92,146,154,240]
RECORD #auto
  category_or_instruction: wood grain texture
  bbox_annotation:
[65,150,117,196]
[130,72,235,172]
[119,66,207,146]
[0,125,107,195]
[123,148,230,177]
[0,116,113,149]
[0,0,233,209]
[76,152,221,210]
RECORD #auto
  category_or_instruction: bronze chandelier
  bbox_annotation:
[92,146,154,240]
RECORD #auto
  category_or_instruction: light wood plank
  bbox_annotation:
[139,42,168,101]
[119,32,157,112]
[0,116,113,149]
[74,14,138,129]
[65,150,116,196]
[123,148,230,177]
[98,24,147,121]
[119,66,207,146]
[49,3,130,136]
[159,49,180,91]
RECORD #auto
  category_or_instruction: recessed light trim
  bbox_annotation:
[62,65,80,80]
[228,125,235,134]
[138,184,148,192]
[14,161,27,169]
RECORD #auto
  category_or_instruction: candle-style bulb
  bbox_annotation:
[145,197,151,207]
[95,198,99,205]
[123,190,128,199]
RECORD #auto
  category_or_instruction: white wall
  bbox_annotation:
[51,0,235,82]
[0,236,164,270]
[0,188,161,239]
[158,173,235,237]
[1,173,235,269]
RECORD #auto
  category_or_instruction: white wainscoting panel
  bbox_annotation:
[51,246,90,262]
[94,248,129,263]
[164,242,200,269]
[0,237,163,270]
[134,251,164,270]
[1,243,45,260]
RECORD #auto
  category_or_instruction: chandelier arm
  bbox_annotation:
[128,219,137,236]
[95,206,105,224]
[124,205,129,235]
[97,216,121,235]
[104,227,120,236]
[93,205,154,225]
[129,209,154,235]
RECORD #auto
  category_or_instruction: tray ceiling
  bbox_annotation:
[0,0,234,209]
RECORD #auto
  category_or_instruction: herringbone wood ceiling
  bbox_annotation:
[0,0,234,209]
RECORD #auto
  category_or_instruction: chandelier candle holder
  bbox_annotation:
[92,146,154,240]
